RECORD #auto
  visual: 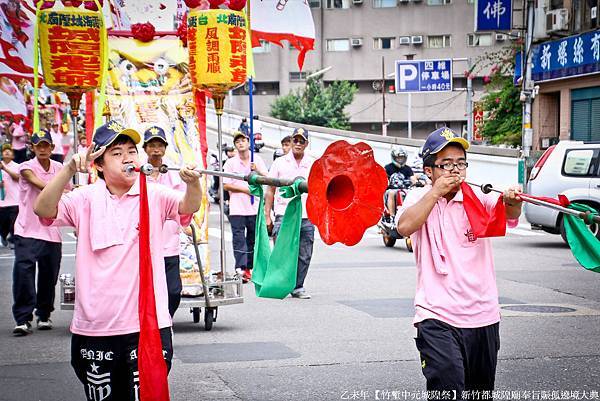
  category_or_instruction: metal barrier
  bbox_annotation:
[207,107,521,189]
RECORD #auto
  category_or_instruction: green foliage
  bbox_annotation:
[270,77,358,130]
[471,45,523,147]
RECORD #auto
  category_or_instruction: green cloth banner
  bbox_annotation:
[249,177,303,299]
[563,203,600,272]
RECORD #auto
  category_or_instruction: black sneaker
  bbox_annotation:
[13,322,32,336]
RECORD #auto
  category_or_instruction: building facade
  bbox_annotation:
[228,0,521,139]
[529,0,600,152]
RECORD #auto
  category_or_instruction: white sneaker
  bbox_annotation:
[36,319,53,330]
[13,322,32,336]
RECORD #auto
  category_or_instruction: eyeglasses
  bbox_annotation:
[293,137,306,145]
[433,162,469,171]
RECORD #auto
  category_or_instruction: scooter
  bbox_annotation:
[378,179,414,252]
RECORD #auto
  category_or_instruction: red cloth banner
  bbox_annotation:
[460,182,507,238]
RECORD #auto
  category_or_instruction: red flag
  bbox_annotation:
[460,182,506,238]
[193,89,208,169]
[138,174,170,401]
[520,193,570,207]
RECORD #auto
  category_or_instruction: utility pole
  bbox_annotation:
[521,0,535,185]
[466,58,473,142]
[382,56,387,136]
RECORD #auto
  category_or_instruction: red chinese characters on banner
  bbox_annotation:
[39,12,104,90]
[473,109,484,141]
[228,25,246,84]
[206,27,221,74]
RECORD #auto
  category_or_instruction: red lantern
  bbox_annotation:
[307,141,388,246]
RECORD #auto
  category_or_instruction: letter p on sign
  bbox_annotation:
[395,62,419,92]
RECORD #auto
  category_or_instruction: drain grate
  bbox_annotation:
[501,305,577,313]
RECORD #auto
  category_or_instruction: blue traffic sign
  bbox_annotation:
[394,59,453,93]
[475,0,512,31]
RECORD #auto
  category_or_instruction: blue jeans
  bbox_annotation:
[273,217,315,290]
[229,215,256,270]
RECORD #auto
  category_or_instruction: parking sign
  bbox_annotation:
[394,59,453,93]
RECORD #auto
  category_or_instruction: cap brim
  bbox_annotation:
[101,128,141,148]
[233,134,248,141]
[292,133,308,140]
[32,138,52,145]
[432,137,470,154]
[143,135,168,145]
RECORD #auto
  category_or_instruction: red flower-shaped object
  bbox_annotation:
[228,0,246,11]
[177,15,188,47]
[83,0,103,11]
[306,140,388,246]
[131,22,156,43]
[209,0,226,8]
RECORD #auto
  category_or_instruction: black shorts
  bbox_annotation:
[71,328,173,401]
[415,319,500,400]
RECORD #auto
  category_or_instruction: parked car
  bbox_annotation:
[524,140,600,242]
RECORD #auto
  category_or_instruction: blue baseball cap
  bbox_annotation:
[92,121,141,148]
[420,127,470,159]
[31,130,53,145]
[143,126,168,145]
[292,127,308,140]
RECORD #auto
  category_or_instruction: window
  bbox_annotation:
[428,35,451,48]
[326,38,350,51]
[289,72,308,81]
[427,0,451,4]
[373,0,396,7]
[309,0,321,7]
[253,40,271,54]
[325,0,350,8]
[373,37,396,49]
[467,33,492,47]
[563,149,597,176]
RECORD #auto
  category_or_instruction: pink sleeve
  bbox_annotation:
[156,185,193,227]
[222,159,234,185]
[39,191,78,228]
[268,158,280,179]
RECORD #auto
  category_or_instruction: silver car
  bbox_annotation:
[524,140,600,242]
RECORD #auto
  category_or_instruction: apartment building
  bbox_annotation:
[526,0,600,151]
[229,0,521,139]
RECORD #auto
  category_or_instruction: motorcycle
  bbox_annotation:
[378,179,413,251]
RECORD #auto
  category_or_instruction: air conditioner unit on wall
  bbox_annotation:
[399,36,411,45]
[351,38,363,47]
[411,35,423,45]
[495,33,507,41]
[546,8,569,33]
[352,0,363,4]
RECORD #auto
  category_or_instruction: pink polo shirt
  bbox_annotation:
[147,169,186,257]
[11,123,27,151]
[14,158,64,242]
[267,151,315,218]
[0,161,20,207]
[41,179,192,336]
[223,154,267,216]
[398,185,518,328]
[50,129,63,155]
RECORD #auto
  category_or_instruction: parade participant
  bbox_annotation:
[0,144,20,248]
[396,127,523,397]
[223,130,267,283]
[34,121,202,401]
[142,125,186,317]
[12,130,65,335]
[383,146,416,225]
[264,127,316,299]
[9,120,28,163]
[76,133,90,185]
[49,122,64,163]
[273,135,292,161]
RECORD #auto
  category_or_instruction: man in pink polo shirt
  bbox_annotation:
[396,127,523,397]
[143,125,186,317]
[265,127,316,299]
[223,130,267,283]
[48,122,64,163]
[12,130,66,335]
[0,144,20,248]
[34,121,202,401]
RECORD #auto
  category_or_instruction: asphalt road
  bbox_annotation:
[0,133,599,401]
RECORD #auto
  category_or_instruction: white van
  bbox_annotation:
[524,140,600,242]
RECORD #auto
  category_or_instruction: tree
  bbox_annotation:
[270,77,357,130]
[469,44,522,147]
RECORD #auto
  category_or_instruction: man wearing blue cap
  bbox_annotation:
[142,125,185,317]
[12,130,67,335]
[34,120,202,400]
[396,127,523,397]
[265,127,316,299]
